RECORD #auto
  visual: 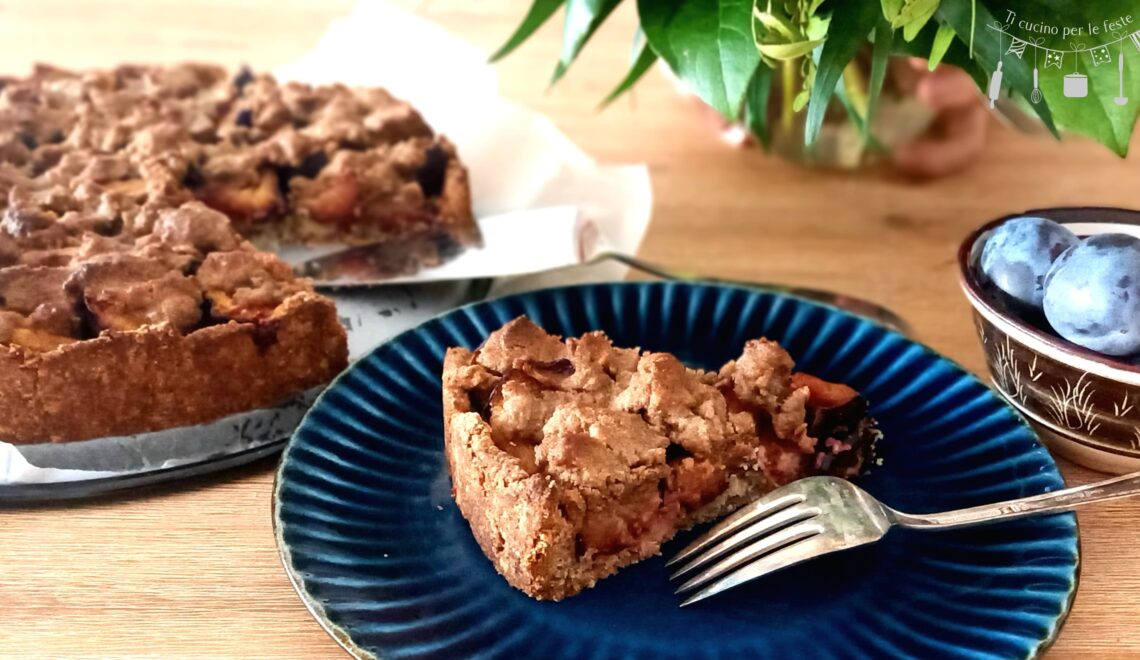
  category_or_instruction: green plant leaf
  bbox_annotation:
[895,18,987,87]
[793,88,810,112]
[838,72,888,151]
[833,72,865,131]
[893,0,940,41]
[631,25,646,53]
[805,0,879,145]
[757,39,825,61]
[986,0,1139,157]
[927,23,956,69]
[551,0,623,85]
[866,20,894,138]
[935,0,1057,138]
[743,64,774,148]
[843,62,869,117]
[834,72,881,148]
[881,0,903,22]
[752,8,798,41]
[805,14,830,40]
[968,0,976,56]
[600,41,659,106]
[1042,59,1139,157]
[490,0,567,63]
[638,0,761,118]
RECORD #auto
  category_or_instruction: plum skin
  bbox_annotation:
[1043,233,1140,356]
[980,216,1080,308]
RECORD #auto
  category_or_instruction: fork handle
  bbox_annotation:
[892,470,1140,530]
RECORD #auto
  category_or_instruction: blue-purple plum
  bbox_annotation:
[980,216,1080,308]
[1043,233,1140,356]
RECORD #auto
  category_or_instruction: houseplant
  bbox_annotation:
[492,0,1140,159]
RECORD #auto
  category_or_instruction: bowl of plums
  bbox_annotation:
[960,207,1140,473]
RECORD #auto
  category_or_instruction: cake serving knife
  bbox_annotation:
[291,206,912,336]
[289,207,583,286]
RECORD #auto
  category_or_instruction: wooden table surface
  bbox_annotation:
[4,1,1140,657]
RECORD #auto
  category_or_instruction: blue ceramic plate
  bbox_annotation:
[274,282,1079,660]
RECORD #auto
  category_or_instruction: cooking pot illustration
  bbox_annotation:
[1064,73,1088,98]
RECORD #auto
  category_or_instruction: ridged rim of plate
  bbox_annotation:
[274,281,1080,660]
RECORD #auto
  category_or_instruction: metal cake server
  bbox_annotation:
[290,207,583,286]
[292,206,911,335]
[669,471,1140,606]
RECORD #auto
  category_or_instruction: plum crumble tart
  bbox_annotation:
[442,317,878,600]
[0,64,468,442]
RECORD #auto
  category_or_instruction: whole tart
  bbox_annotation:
[0,62,480,443]
[442,317,877,600]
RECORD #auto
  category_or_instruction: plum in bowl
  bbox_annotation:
[959,207,1140,474]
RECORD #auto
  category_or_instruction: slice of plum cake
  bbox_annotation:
[442,317,877,600]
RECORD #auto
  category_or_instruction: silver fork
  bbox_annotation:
[669,471,1140,606]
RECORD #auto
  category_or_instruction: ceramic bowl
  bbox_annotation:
[960,206,1140,473]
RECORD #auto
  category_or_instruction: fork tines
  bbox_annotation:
[669,485,824,606]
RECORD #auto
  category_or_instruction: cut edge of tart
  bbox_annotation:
[442,317,878,601]
[0,285,346,444]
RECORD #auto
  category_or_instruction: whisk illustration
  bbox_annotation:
[1030,41,1042,104]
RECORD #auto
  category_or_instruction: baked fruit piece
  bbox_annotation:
[442,317,878,601]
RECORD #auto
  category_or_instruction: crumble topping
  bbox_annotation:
[538,405,669,490]
[450,318,870,492]
[0,198,307,351]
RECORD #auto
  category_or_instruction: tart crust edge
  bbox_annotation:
[0,291,347,444]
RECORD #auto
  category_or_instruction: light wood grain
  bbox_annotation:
[2,1,1140,658]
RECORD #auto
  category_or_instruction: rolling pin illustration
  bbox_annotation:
[988,60,1004,108]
